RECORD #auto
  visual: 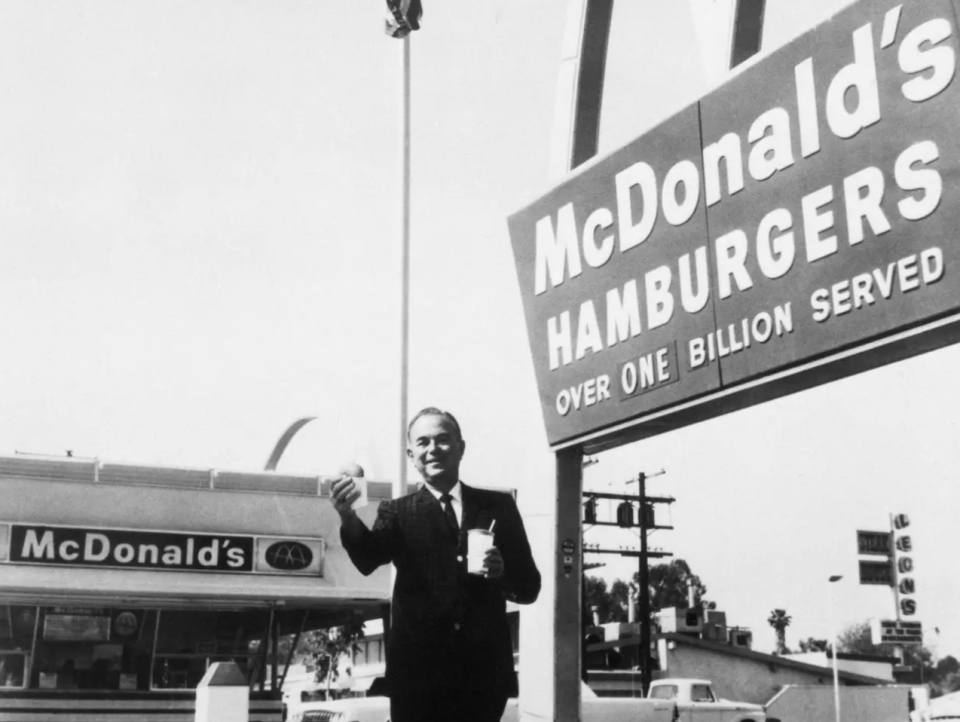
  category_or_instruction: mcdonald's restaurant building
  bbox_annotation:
[0,455,390,721]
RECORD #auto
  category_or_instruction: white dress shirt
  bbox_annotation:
[424,479,463,528]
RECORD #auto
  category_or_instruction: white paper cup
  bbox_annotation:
[347,476,368,511]
[467,529,495,575]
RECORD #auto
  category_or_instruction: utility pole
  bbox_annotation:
[627,469,667,694]
[582,469,672,695]
[637,472,652,693]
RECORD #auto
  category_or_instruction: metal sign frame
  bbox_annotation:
[512,0,960,454]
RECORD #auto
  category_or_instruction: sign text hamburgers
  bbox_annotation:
[509,0,960,446]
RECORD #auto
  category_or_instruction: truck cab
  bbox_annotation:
[648,679,772,722]
[289,680,679,722]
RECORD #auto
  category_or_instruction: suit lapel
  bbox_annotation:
[460,483,494,537]
[459,482,476,536]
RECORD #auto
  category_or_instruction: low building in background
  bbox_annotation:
[784,650,897,682]
[586,632,893,703]
[584,602,897,707]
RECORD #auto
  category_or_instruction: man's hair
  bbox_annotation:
[406,407,463,442]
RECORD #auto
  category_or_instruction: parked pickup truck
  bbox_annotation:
[287,677,776,722]
[647,678,778,722]
[287,680,676,722]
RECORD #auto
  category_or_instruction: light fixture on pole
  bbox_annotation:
[828,575,843,722]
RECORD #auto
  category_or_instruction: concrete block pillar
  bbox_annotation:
[196,662,249,722]
[518,447,583,722]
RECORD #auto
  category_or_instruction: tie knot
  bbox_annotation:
[440,493,453,505]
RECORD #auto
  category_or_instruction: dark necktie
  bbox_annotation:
[440,493,460,535]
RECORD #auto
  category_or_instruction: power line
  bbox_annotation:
[581,469,674,695]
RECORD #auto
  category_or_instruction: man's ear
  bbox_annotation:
[459,439,466,458]
[405,446,414,461]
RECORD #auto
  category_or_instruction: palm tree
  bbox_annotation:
[767,609,792,655]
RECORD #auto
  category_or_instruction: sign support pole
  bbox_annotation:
[889,512,905,669]
[543,3,611,719]
[890,514,901,622]
[555,446,584,722]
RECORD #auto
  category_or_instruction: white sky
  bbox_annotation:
[0,0,956,661]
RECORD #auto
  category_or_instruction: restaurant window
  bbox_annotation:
[30,607,156,691]
[353,640,371,667]
[0,606,36,689]
[152,609,268,690]
[354,638,385,667]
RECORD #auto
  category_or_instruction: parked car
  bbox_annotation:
[287,676,783,722]
[286,678,677,722]
[647,678,777,722]
[287,693,391,722]
[501,681,677,722]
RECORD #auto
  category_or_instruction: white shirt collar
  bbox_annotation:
[425,479,462,503]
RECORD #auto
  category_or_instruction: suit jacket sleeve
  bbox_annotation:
[339,499,401,576]
[497,494,541,605]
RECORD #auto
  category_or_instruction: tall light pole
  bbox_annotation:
[828,575,843,722]
[396,33,411,502]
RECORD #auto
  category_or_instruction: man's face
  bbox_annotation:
[406,414,465,488]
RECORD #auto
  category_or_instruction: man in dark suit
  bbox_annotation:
[331,407,541,722]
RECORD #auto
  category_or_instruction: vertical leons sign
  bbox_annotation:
[509,0,960,446]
